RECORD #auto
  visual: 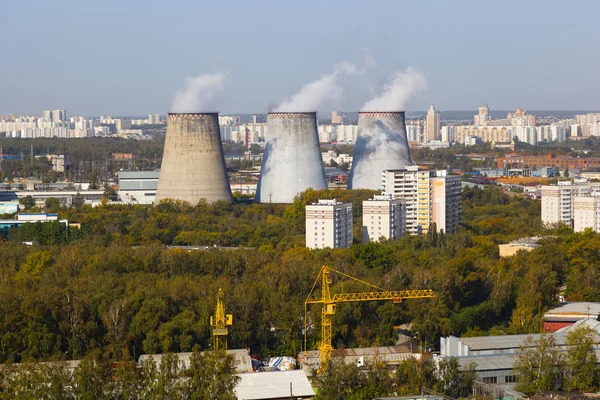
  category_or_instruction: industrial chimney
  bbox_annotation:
[156,113,233,204]
[256,112,327,203]
[348,111,412,190]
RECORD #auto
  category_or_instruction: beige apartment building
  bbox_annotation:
[305,199,353,249]
[362,195,405,243]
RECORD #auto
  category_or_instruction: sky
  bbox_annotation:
[1,0,599,116]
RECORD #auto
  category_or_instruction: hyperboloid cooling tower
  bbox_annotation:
[256,112,327,203]
[348,111,412,190]
[156,113,233,204]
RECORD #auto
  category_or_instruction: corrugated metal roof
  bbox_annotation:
[456,354,518,371]
[556,318,600,333]
[138,349,252,374]
[544,302,600,320]
[235,370,314,400]
[460,332,600,350]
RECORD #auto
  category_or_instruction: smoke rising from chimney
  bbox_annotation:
[361,68,426,111]
[274,51,374,112]
[171,73,226,113]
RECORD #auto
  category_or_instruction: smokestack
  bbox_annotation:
[348,111,412,190]
[156,113,233,204]
[256,112,327,203]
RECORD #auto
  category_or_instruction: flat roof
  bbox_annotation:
[235,370,314,400]
[458,332,600,350]
[118,171,160,179]
[544,302,600,320]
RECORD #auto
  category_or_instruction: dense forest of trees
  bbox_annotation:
[0,186,588,367]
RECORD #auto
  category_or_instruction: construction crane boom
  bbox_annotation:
[304,266,435,370]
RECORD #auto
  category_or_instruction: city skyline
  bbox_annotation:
[2,0,600,115]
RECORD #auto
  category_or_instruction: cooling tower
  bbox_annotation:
[348,111,412,190]
[256,112,327,203]
[156,113,233,204]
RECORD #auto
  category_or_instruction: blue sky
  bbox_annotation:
[1,0,599,115]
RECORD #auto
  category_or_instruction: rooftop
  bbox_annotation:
[234,370,314,400]
[544,302,600,321]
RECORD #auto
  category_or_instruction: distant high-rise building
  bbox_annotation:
[305,199,353,249]
[331,111,344,124]
[382,166,462,235]
[425,104,440,141]
[362,195,405,243]
[474,103,489,126]
[43,109,67,122]
[148,114,161,124]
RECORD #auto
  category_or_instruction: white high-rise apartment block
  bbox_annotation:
[541,181,600,226]
[318,125,336,143]
[305,199,353,249]
[43,109,67,122]
[382,166,462,235]
[335,124,358,142]
[362,195,405,243]
[148,114,161,124]
[573,197,600,232]
[474,103,489,126]
[426,104,440,141]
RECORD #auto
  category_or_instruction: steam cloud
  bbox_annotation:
[274,51,374,112]
[171,73,226,113]
[361,67,426,111]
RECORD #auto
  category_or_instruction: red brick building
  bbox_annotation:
[498,153,600,170]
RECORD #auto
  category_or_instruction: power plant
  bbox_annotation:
[348,111,412,190]
[156,113,233,204]
[256,112,327,203]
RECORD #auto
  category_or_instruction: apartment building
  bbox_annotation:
[382,166,462,235]
[541,181,600,227]
[573,197,600,232]
[305,199,353,249]
[362,195,405,243]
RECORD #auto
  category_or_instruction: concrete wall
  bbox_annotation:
[349,112,412,190]
[256,112,326,203]
[156,113,233,204]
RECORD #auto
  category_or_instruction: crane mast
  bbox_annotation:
[304,266,435,369]
[211,288,233,351]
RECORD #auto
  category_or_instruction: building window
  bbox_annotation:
[505,375,516,383]
[482,377,497,384]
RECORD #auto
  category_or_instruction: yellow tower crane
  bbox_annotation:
[210,288,233,351]
[304,266,435,369]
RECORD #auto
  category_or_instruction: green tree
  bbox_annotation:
[73,354,112,400]
[434,358,477,398]
[19,195,35,210]
[45,197,61,213]
[565,325,598,392]
[73,192,85,208]
[180,347,240,400]
[514,335,564,394]
[396,357,437,395]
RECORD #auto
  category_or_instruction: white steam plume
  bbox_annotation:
[361,67,426,111]
[274,51,374,112]
[171,73,226,113]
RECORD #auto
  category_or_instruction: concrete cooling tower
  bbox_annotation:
[256,112,327,203]
[156,113,233,204]
[348,111,412,190]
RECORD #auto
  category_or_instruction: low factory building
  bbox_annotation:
[299,345,417,374]
[542,302,600,332]
[235,370,314,400]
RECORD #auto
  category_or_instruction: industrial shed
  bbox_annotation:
[299,345,418,373]
[137,349,253,374]
[235,370,314,400]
